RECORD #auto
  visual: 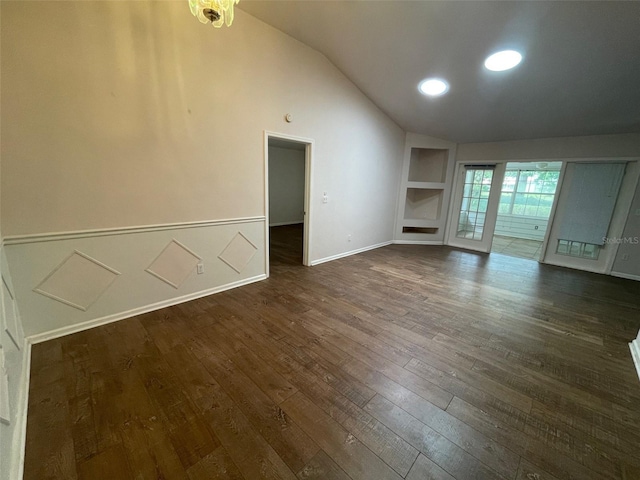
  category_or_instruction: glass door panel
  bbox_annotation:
[456,169,494,241]
[448,163,505,252]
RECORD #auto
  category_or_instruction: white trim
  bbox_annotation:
[304,139,314,267]
[611,271,640,282]
[27,274,267,344]
[269,221,304,227]
[630,339,640,382]
[33,250,122,311]
[3,216,266,246]
[539,161,567,263]
[263,131,270,278]
[393,240,444,245]
[217,232,259,274]
[264,131,315,270]
[13,339,31,480]
[310,241,392,266]
[145,239,202,289]
[542,258,605,275]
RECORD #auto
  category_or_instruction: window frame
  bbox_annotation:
[499,169,560,219]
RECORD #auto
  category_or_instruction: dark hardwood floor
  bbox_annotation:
[24,225,640,479]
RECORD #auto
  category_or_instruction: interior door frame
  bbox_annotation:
[263,131,314,277]
[446,161,506,253]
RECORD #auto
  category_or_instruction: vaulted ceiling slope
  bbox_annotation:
[240,1,640,144]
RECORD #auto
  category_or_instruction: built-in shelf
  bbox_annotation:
[402,226,439,234]
[404,188,442,221]
[402,219,440,228]
[406,181,447,189]
[395,136,455,243]
[408,148,448,183]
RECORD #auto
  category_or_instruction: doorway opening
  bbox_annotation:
[490,161,561,260]
[265,133,313,276]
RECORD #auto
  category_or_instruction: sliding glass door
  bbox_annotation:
[447,163,505,252]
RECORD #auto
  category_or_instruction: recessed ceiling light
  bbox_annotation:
[418,78,449,97]
[484,50,523,71]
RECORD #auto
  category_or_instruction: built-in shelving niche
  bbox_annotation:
[404,188,443,221]
[402,227,439,234]
[397,143,454,243]
[408,148,448,184]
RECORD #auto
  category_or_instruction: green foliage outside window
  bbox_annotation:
[498,170,559,218]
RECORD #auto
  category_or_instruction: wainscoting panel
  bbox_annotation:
[145,240,201,289]
[4,218,266,339]
[1,276,23,349]
[219,232,258,273]
[33,251,120,311]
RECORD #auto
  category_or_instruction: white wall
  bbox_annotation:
[612,177,640,279]
[494,215,548,241]
[0,0,404,340]
[268,146,305,226]
[0,250,28,480]
[631,329,640,381]
[456,133,640,162]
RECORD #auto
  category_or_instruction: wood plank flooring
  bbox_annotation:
[24,224,640,479]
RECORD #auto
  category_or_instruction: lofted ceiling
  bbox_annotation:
[240,1,640,144]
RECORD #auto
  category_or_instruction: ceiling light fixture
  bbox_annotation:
[418,78,449,97]
[484,50,523,71]
[189,0,239,27]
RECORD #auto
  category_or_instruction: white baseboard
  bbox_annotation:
[393,240,444,245]
[27,274,267,345]
[611,271,640,282]
[310,241,392,266]
[269,221,303,227]
[630,339,640,382]
[12,340,31,480]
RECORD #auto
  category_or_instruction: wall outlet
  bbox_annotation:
[322,192,328,204]
[197,263,204,274]
[347,234,352,242]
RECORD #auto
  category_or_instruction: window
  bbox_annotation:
[457,168,493,240]
[498,170,559,218]
[556,240,600,260]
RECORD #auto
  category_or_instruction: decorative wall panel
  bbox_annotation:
[2,277,22,348]
[219,232,258,273]
[34,251,120,311]
[146,240,201,289]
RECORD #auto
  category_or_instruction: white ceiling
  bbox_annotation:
[240,1,640,144]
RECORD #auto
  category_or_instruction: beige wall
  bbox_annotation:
[1,1,404,259]
[0,4,27,473]
[1,1,405,334]
[0,6,405,473]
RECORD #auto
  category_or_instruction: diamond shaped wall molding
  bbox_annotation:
[146,239,202,289]
[218,232,258,273]
[34,251,121,311]
[2,276,22,349]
